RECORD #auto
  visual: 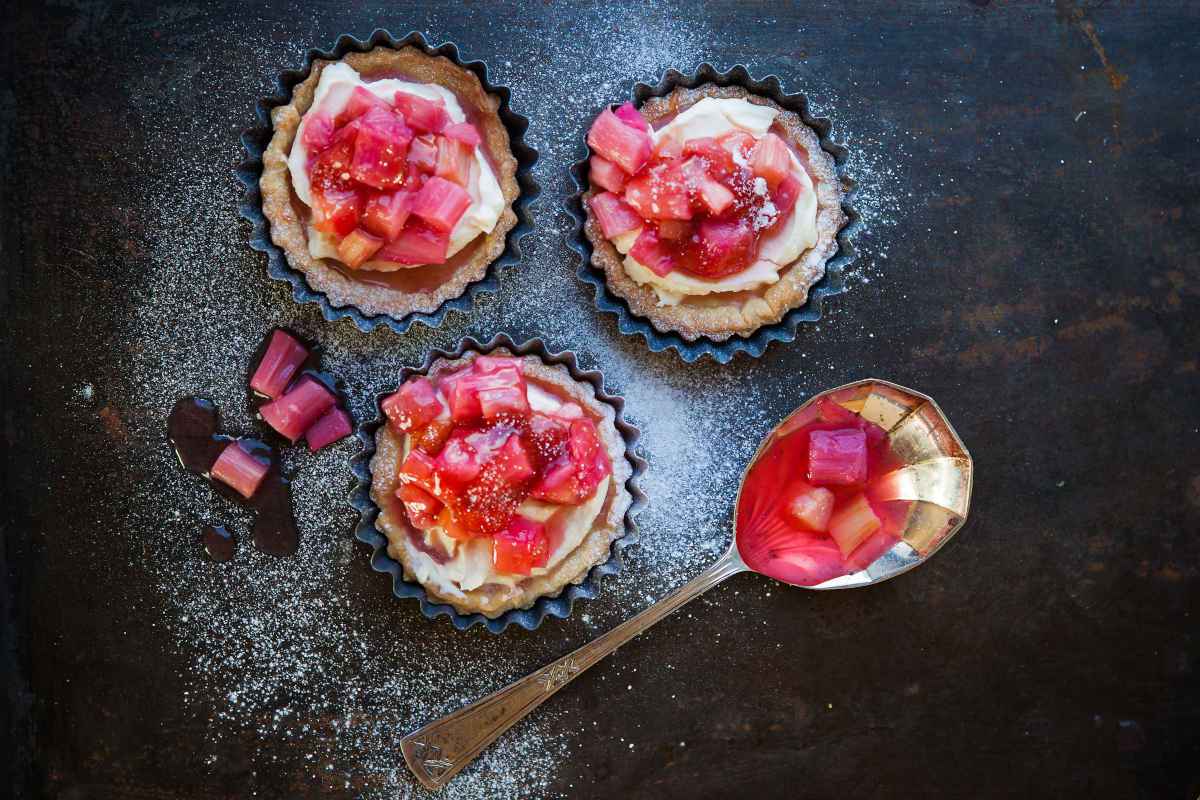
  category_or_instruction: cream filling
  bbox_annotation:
[617,97,819,306]
[288,62,505,269]
[400,384,610,599]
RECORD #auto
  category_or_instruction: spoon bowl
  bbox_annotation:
[400,378,974,789]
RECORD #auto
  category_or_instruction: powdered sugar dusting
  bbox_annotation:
[105,7,906,798]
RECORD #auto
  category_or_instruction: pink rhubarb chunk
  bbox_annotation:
[376,223,450,265]
[588,191,642,239]
[443,122,481,147]
[411,176,472,233]
[249,330,308,399]
[828,494,882,557]
[392,92,449,134]
[305,406,353,452]
[613,101,649,132]
[351,107,412,189]
[260,375,337,442]
[751,133,792,188]
[587,108,652,175]
[589,155,628,193]
[807,428,868,486]
[211,441,269,499]
[629,227,674,276]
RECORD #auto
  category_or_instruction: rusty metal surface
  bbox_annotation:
[2,1,1199,798]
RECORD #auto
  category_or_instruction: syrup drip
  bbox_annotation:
[201,523,236,562]
[168,396,299,558]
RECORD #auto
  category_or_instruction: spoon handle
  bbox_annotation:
[400,548,747,789]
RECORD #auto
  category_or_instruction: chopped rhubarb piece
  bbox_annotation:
[397,484,441,530]
[434,435,481,485]
[494,435,535,484]
[361,189,414,241]
[492,517,550,575]
[336,86,390,126]
[407,134,439,174]
[786,483,835,532]
[589,155,628,193]
[398,448,438,490]
[683,137,736,177]
[300,113,335,152]
[336,227,384,268]
[411,175,472,233]
[588,192,642,239]
[375,222,450,265]
[771,172,802,217]
[529,412,570,454]
[351,107,412,189]
[478,385,530,419]
[624,169,691,221]
[751,132,792,188]
[578,447,613,498]
[444,373,482,422]
[438,506,475,540]
[689,218,755,278]
[587,108,652,175]
[435,136,474,187]
[629,227,674,276]
[304,406,353,452]
[411,418,454,454]
[529,455,579,505]
[381,376,441,433]
[567,418,602,465]
[259,375,337,442]
[461,365,524,393]
[249,330,309,399]
[311,186,364,238]
[613,101,649,132]
[656,219,691,240]
[718,130,756,159]
[443,122,481,147]
[392,92,449,134]
[474,355,524,374]
[654,137,683,160]
[807,428,868,486]
[827,493,882,557]
[682,158,736,214]
[210,440,269,499]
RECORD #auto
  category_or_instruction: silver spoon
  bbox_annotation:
[400,378,974,789]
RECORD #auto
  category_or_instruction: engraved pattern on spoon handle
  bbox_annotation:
[400,548,747,790]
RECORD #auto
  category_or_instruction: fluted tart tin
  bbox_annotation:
[238,30,539,335]
[348,334,647,633]
[566,63,861,364]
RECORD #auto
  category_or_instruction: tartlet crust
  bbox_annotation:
[261,46,520,320]
[369,350,633,618]
[582,84,847,342]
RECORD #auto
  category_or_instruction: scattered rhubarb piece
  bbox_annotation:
[337,227,385,268]
[336,86,390,126]
[494,435,535,484]
[407,135,439,173]
[393,92,449,133]
[412,176,472,233]
[300,113,335,151]
[827,493,882,557]
[211,440,270,499]
[807,428,868,486]
[351,107,412,189]
[588,192,642,239]
[691,218,755,278]
[438,506,475,540]
[478,385,530,419]
[771,173,802,217]
[474,355,524,374]
[259,375,337,442]
[492,517,550,575]
[587,108,652,175]
[411,418,454,454]
[382,376,442,433]
[656,219,691,240]
[786,483,835,532]
[304,406,353,452]
[435,435,481,485]
[682,137,736,177]
[250,330,309,399]
[398,448,438,491]
[589,155,628,193]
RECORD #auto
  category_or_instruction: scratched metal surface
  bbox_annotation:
[2,1,1199,798]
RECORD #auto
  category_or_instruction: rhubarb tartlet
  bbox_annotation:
[260,46,520,320]
[581,84,846,342]
[369,350,632,617]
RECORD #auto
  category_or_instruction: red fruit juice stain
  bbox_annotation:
[201,523,237,562]
[735,398,912,587]
[167,396,299,558]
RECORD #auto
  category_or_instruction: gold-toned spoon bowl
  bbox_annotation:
[401,378,973,789]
